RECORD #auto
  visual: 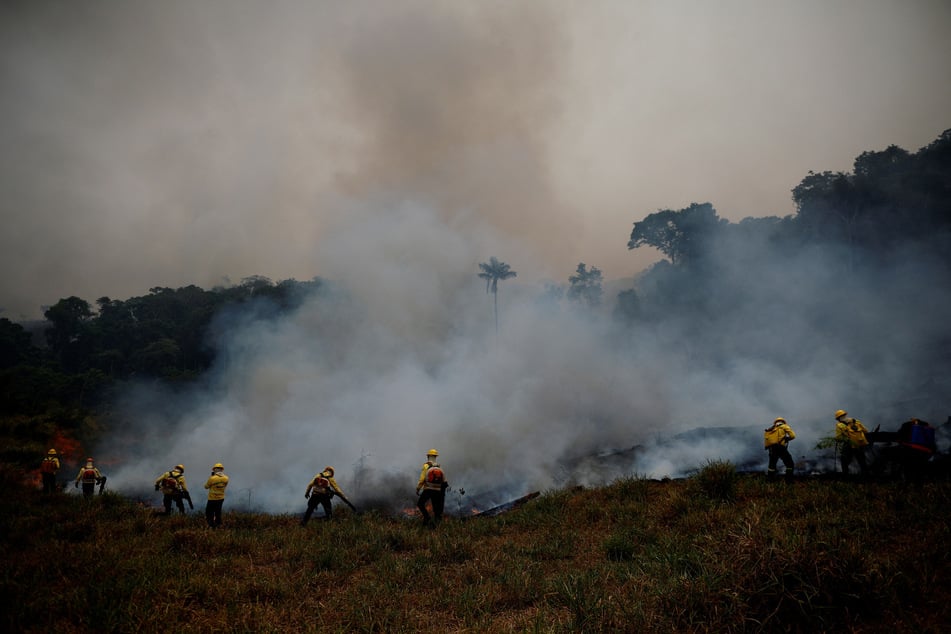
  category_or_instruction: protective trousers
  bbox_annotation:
[206,499,224,528]
[840,444,868,476]
[302,494,333,525]
[164,493,186,514]
[767,444,794,479]
[417,489,445,525]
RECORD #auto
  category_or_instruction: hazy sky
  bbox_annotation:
[2,0,950,319]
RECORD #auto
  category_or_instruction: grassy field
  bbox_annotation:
[3,462,949,633]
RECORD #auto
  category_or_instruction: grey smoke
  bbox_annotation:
[4,1,949,509]
[3,1,950,319]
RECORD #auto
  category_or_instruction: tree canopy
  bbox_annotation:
[628,202,726,267]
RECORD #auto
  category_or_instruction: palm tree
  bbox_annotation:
[478,257,517,335]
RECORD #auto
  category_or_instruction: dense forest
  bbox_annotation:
[0,277,324,466]
[2,128,949,483]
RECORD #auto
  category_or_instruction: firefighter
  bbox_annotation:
[416,449,448,526]
[40,448,60,494]
[203,463,229,528]
[301,466,353,525]
[154,464,190,515]
[764,417,796,481]
[835,409,870,477]
[74,458,104,498]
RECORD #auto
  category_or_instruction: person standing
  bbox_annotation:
[416,448,448,526]
[74,458,104,498]
[154,464,191,515]
[835,409,870,477]
[203,463,229,528]
[40,449,60,494]
[764,417,796,481]
[301,466,354,525]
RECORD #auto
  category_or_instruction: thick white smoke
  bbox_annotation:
[102,202,669,513]
[48,1,950,511]
[100,197,951,513]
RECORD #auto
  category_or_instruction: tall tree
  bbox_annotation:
[567,262,603,308]
[628,202,724,268]
[44,296,94,371]
[478,257,517,335]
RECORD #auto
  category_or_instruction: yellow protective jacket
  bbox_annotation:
[204,472,229,501]
[306,472,345,499]
[417,461,446,493]
[836,418,869,448]
[764,421,796,448]
[75,465,102,484]
[155,470,187,495]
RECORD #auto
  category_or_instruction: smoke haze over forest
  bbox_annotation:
[2,0,950,319]
[2,2,950,512]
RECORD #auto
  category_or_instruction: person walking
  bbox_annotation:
[154,464,191,515]
[416,448,448,526]
[203,463,229,528]
[764,417,796,482]
[40,448,60,494]
[301,466,354,525]
[835,409,870,477]
[74,458,104,498]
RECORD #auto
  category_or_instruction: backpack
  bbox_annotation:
[311,473,331,495]
[82,468,98,483]
[425,465,445,485]
[907,424,936,452]
[163,475,180,490]
[847,421,868,447]
[764,426,787,448]
[40,458,57,474]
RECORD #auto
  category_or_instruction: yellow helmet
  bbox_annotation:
[834,409,847,419]
[175,464,185,473]
[323,466,334,476]
[774,417,786,424]
[48,448,57,455]
[213,463,224,470]
[427,449,439,457]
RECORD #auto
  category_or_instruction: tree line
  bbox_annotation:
[2,128,949,468]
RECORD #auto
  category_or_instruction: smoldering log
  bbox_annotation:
[469,491,540,518]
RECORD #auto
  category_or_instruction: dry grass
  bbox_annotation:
[2,464,950,633]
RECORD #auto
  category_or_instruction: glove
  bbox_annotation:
[74,482,79,488]
[304,492,309,499]
[155,483,160,491]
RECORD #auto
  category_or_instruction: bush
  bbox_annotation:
[694,459,737,502]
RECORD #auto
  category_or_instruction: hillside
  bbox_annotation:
[3,464,949,633]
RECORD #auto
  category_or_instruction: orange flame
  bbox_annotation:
[49,430,84,468]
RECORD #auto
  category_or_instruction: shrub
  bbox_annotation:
[694,459,737,502]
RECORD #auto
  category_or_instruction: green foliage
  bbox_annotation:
[0,277,326,471]
[0,318,37,368]
[628,202,725,267]
[603,529,638,562]
[692,459,738,502]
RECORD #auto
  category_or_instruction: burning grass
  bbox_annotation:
[2,466,950,632]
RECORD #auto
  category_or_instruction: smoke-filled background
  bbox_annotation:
[2,1,950,512]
